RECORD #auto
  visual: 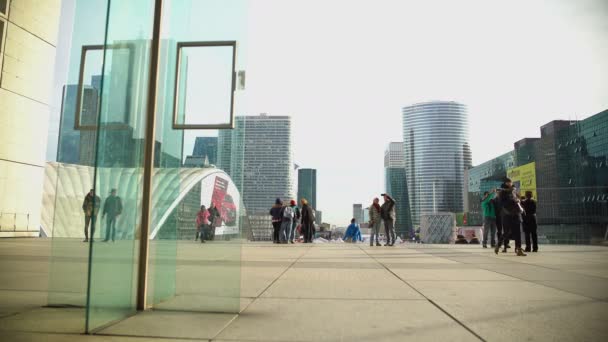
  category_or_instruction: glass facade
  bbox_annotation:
[403,101,472,225]
[298,168,317,210]
[385,167,414,237]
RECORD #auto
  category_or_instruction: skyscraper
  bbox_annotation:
[384,142,413,236]
[402,101,472,225]
[217,114,294,214]
[353,204,364,224]
[191,137,218,165]
[298,168,317,209]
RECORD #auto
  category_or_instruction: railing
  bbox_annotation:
[0,212,32,232]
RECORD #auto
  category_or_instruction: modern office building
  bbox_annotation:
[467,109,608,243]
[384,142,413,237]
[402,101,472,225]
[0,1,61,236]
[217,114,294,214]
[298,168,317,209]
[353,204,364,224]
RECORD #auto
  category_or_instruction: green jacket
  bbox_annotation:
[481,193,496,218]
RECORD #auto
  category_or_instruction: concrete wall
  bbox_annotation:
[0,0,62,236]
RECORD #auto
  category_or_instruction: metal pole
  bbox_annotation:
[137,0,163,311]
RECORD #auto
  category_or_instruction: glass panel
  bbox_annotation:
[0,0,7,16]
[86,0,155,333]
[174,43,236,128]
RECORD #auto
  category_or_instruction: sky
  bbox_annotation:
[47,0,608,226]
[240,0,608,225]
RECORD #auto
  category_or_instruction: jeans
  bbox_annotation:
[370,220,381,245]
[84,214,97,239]
[496,214,521,250]
[288,220,299,242]
[483,217,497,246]
[280,219,292,242]
[384,219,396,244]
[272,221,281,242]
[105,215,117,241]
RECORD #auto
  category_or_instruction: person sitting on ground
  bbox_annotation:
[343,218,362,243]
[455,234,469,244]
[469,233,481,244]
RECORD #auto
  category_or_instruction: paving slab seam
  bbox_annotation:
[414,247,606,302]
[209,245,313,341]
[95,332,211,341]
[358,245,487,342]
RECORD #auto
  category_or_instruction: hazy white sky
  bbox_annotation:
[239,0,608,225]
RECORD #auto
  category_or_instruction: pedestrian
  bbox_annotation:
[208,203,220,241]
[287,199,301,243]
[82,189,101,242]
[270,198,283,243]
[343,218,362,243]
[102,188,122,242]
[522,191,538,252]
[195,205,210,243]
[369,198,382,246]
[300,198,315,243]
[481,190,498,248]
[494,178,526,256]
[279,201,295,244]
[380,193,397,246]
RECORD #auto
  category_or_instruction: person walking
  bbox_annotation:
[270,198,283,244]
[82,189,101,242]
[380,193,397,246]
[102,188,122,242]
[195,205,210,243]
[369,198,382,246]
[287,200,301,243]
[494,179,526,256]
[521,191,538,252]
[481,190,498,248]
[300,198,315,243]
[208,204,220,241]
[279,201,295,244]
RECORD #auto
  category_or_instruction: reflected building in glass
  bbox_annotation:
[402,101,472,225]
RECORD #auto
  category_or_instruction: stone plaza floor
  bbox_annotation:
[0,238,607,341]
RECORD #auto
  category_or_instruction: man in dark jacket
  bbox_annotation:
[208,204,221,241]
[269,198,283,243]
[300,198,315,243]
[494,179,526,256]
[102,188,122,242]
[521,191,538,252]
[380,193,396,246]
[82,189,101,242]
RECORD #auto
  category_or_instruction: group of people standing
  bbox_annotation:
[270,198,315,243]
[480,177,538,256]
[82,188,123,243]
[368,194,398,246]
[195,204,220,243]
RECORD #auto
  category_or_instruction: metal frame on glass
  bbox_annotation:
[75,43,135,130]
[172,40,237,130]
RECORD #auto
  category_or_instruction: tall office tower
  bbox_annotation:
[217,114,294,214]
[384,142,413,237]
[353,204,364,224]
[402,101,472,225]
[298,168,317,209]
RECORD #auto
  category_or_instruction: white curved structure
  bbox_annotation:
[42,162,241,239]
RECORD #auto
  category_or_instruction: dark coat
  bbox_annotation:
[102,195,122,217]
[521,198,537,229]
[269,205,283,223]
[380,195,396,221]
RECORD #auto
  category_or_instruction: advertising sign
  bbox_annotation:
[507,162,537,199]
[201,174,240,235]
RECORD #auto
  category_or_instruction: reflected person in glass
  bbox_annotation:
[102,188,122,242]
[82,188,101,242]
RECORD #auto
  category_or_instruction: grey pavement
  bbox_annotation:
[0,239,607,341]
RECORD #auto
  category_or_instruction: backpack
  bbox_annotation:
[283,206,295,220]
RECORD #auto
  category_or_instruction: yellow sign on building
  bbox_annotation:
[507,162,537,199]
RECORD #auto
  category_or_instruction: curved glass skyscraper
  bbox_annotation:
[402,101,472,225]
